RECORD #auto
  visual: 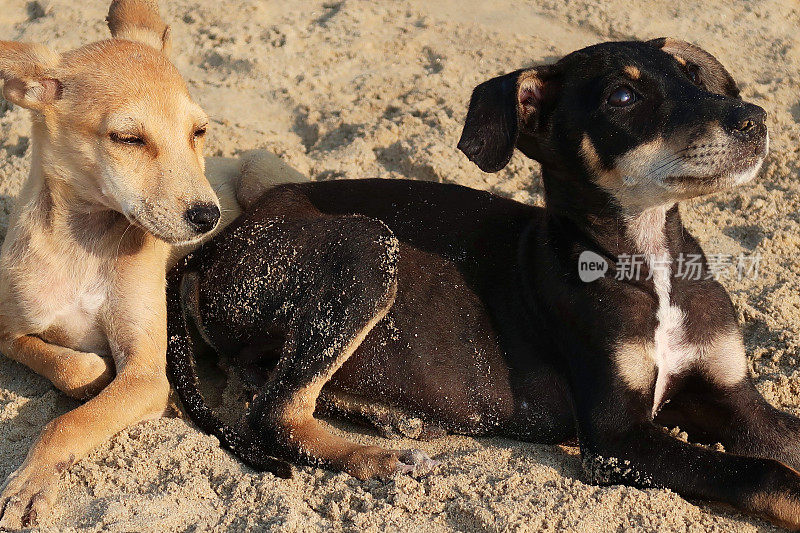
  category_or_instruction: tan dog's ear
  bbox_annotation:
[0,41,62,112]
[648,38,740,98]
[107,0,171,54]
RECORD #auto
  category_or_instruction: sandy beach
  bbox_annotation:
[1,0,800,530]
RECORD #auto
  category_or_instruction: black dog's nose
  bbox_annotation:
[726,104,767,140]
[185,203,221,233]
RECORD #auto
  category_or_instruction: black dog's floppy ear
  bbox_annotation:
[648,38,740,98]
[458,68,553,173]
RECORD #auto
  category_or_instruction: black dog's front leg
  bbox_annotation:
[572,364,800,528]
[658,378,800,473]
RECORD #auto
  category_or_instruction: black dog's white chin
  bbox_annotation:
[664,161,763,200]
[711,148,767,189]
[728,157,765,187]
[726,131,769,185]
[666,133,768,197]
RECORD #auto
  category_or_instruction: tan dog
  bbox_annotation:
[0,1,306,527]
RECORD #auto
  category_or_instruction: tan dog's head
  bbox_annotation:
[0,0,220,244]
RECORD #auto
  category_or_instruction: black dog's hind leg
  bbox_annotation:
[317,389,447,440]
[167,268,292,478]
[246,224,437,479]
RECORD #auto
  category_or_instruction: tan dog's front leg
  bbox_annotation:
[1,335,114,399]
[0,364,169,528]
[0,268,170,529]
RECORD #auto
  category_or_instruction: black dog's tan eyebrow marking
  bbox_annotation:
[580,134,601,169]
[623,66,641,80]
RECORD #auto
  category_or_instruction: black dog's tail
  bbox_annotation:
[166,261,292,479]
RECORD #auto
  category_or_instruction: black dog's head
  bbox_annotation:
[458,39,768,213]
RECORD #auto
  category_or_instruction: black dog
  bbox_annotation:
[166,39,800,527]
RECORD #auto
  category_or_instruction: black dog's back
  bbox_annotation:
[297,179,536,258]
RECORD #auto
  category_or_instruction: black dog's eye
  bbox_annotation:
[193,126,207,138]
[607,86,636,107]
[110,132,145,146]
[686,63,702,86]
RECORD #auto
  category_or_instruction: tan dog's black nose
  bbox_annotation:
[185,204,220,234]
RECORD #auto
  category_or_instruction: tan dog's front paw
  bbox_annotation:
[0,465,59,529]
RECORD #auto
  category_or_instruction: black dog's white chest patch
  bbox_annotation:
[615,207,747,416]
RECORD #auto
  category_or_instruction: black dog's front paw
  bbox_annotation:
[581,451,655,488]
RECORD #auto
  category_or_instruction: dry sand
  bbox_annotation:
[1,0,800,530]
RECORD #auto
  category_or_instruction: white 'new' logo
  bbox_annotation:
[578,250,608,282]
